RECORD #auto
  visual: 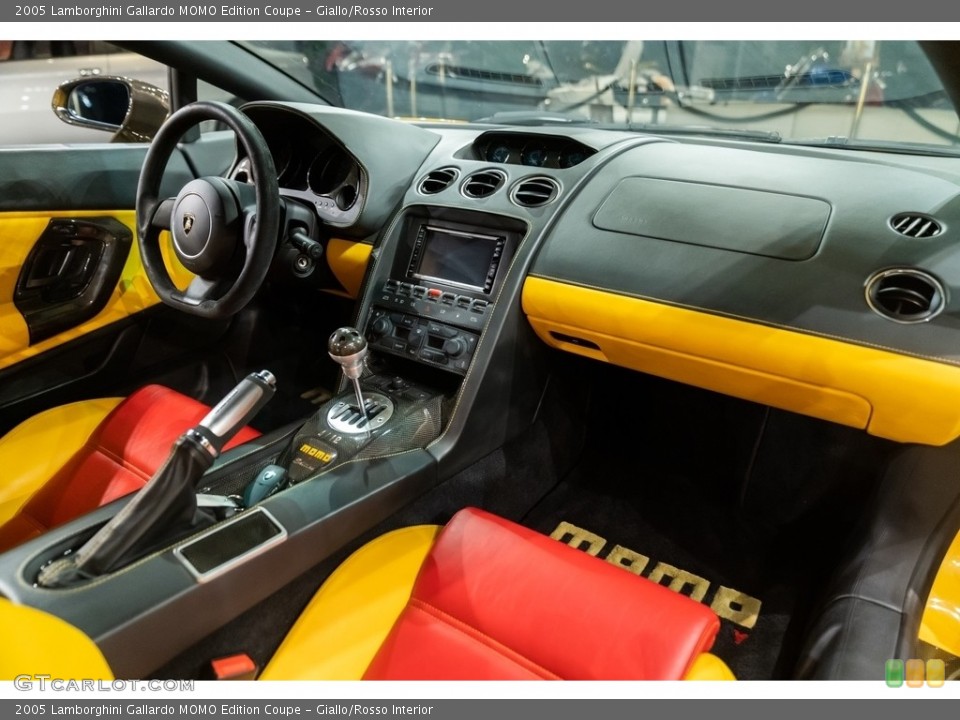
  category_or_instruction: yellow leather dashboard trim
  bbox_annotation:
[326,238,372,299]
[920,529,960,657]
[261,524,441,680]
[522,277,960,446]
[683,653,736,681]
[0,397,122,527]
[0,598,113,680]
[0,211,189,373]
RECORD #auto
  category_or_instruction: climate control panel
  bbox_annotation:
[375,279,491,332]
[366,307,480,374]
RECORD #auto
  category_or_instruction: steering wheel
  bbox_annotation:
[136,101,280,320]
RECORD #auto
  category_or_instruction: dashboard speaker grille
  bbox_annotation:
[512,177,560,207]
[890,213,943,238]
[865,268,945,323]
[462,170,506,198]
[418,167,459,195]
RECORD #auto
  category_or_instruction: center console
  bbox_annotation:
[365,213,522,375]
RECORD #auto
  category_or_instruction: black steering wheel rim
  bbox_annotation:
[136,101,279,320]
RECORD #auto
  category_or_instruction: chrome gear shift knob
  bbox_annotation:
[328,327,368,381]
[328,327,369,416]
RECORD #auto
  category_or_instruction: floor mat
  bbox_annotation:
[523,475,796,679]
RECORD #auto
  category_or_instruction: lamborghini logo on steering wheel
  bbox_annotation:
[182,213,196,234]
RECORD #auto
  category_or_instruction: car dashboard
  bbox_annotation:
[250,101,960,447]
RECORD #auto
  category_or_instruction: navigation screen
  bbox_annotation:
[414,226,501,292]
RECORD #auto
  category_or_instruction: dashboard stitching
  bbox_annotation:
[527,273,960,368]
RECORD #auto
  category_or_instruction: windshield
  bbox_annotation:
[241,40,959,152]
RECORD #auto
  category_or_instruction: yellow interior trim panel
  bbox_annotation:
[261,524,442,680]
[682,653,736,681]
[0,397,122,526]
[920,529,960,657]
[523,277,960,446]
[0,212,190,373]
[0,598,113,680]
[326,238,372,299]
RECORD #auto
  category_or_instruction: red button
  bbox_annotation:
[427,289,441,298]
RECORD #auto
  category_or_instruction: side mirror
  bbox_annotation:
[52,77,169,142]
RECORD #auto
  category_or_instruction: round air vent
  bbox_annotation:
[865,268,946,323]
[418,167,459,195]
[511,176,560,208]
[461,169,506,199]
[890,213,943,239]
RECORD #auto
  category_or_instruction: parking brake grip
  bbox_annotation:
[193,370,277,456]
[37,371,276,587]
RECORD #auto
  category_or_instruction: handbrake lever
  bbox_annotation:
[37,371,276,587]
[192,370,277,456]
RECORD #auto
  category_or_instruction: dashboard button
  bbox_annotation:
[420,349,448,364]
[440,292,456,304]
[456,296,472,308]
[406,326,426,348]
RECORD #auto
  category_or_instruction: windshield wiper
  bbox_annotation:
[621,123,783,143]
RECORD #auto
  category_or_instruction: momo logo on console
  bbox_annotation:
[298,443,336,464]
[551,521,762,630]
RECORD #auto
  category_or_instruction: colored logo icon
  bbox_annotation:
[885,659,945,687]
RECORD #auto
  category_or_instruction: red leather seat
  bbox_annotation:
[0,385,260,552]
[264,507,731,680]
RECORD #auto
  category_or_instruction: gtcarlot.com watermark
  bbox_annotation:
[14,677,195,692]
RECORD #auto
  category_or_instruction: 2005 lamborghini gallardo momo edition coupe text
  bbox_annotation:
[3,39,960,682]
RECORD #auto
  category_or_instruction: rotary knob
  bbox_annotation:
[442,337,467,358]
[369,316,393,338]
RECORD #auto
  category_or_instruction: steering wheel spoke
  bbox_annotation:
[181,275,228,305]
[149,197,177,231]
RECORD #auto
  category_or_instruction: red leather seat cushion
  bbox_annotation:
[363,507,721,680]
[0,385,260,550]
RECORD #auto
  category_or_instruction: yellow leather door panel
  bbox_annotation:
[0,210,188,373]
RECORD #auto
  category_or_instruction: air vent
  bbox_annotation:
[511,177,560,208]
[462,170,506,199]
[418,167,459,195]
[865,268,946,324]
[890,213,943,239]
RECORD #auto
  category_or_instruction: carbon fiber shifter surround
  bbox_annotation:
[280,374,444,483]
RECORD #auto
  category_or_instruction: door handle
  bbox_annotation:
[14,217,132,343]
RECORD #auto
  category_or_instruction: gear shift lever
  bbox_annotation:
[329,327,369,416]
